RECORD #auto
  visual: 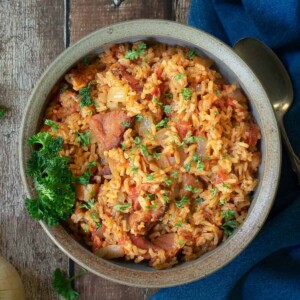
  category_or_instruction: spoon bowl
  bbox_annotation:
[234,38,300,183]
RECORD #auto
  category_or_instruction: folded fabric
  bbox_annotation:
[151,1,300,299]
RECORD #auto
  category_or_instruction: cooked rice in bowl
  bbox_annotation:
[40,42,261,269]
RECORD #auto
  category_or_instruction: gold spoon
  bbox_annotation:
[234,38,300,184]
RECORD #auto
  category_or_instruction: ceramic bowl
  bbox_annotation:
[19,19,281,287]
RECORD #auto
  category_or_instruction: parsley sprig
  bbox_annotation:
[79,82,94,107]
[76,161,97,185]
[52,268,87,300]
[75,131,90,147]
[25,132,75,226]
[45,119,59,132]
[221,209,237,236]
[125,42,147,60]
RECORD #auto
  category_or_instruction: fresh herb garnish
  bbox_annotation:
[60,84,68,94]
[133,136,141,145]
[163,105,172,114]
[140,144,149,157]
[79,199,94,210]
[45,119,59,132]
[155,118,169,129]
[171,170,179,179]
[220,199,227,205]
[211,187,217,197]
[175,220,183,227]
[115,203,131,212]
[52,268,87,300]
[164,93,173,100]
[75,131,90,147]
[184,162,191,172]
[196,160,204,170]
[125,42,147,60]
[188,49,196,60]
[175,195,190,208]
[136,114,143,122]
[184,185,199,193]
[146,173,155,181]
[222,183,231,189]
[25,133,75,226]
[165,177,172,186]
[174,73,185,81]
[196,198,204,204]
[221,209,237,236]
[180,88,192,101]
[131,166,138,174]
[76,161,96,185]
[122,121,131,128]
[79,82,93,107]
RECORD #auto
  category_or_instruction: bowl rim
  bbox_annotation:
[19,19,281,288]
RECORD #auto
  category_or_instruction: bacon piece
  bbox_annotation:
[89,111,131,151]
[176,121,192,139]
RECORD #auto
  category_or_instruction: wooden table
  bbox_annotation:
[0,1,190,299]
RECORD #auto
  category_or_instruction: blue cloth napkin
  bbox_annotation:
[151,1,300,299]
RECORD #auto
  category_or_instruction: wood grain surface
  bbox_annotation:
[0,0,190,299]
[69,1,190,299]
[0,1,66,299]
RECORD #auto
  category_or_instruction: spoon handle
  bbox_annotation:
[278,118,300,184]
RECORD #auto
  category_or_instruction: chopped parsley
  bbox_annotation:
[115,203,131,212]
[75,131,90,147]
[79,82,94,107]
[91,211,99,222]
[174,73,185,81]
[131,166,138,174]
[220,199,227,205]
[136,114,143,122]
[163,105,172,114]
[178,239,184,245]
[60,84,68,94]
[145,193,154,200]
[223,154,231,158]
[140,144,149,157]
[133,136,141,145]
[146,173,155,181]
[151,150,161,160]
[175,220,183,227]
[211,187,217,197]
[196,160,204,170]
[180,88,192,101]
[79,199,95,210]
[171,170,179,179]
[122,121,131,128]
[125,42,147,60]
[221,209,235,220]
[188,49,196,60]
[175,195,190,208]
[222,183,231,189]
[25,133,75,226]
[184,185,199,193]
[76,161,96,185]
[165,177,172,186]
[221,209,237,236]
[196,198,204,204]
[45,119,59,132]
[184,162,191,172]
[216,89,221,95]
[163,194,169,203]
[155,118,169,129]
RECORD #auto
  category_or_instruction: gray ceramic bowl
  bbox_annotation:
[19,19,281,287]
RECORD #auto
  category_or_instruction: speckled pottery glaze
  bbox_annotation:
[19,20,281,288]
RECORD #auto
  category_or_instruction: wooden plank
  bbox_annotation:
[69,1,190,299]
[0,1,66,299]
[69,0,173,44]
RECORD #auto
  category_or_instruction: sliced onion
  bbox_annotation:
[156,128,168,147]
[107,86,128,110]
[156,153,170,169]
[197,139,207,157]
[95,245,125,259]
[135,113,154,137]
